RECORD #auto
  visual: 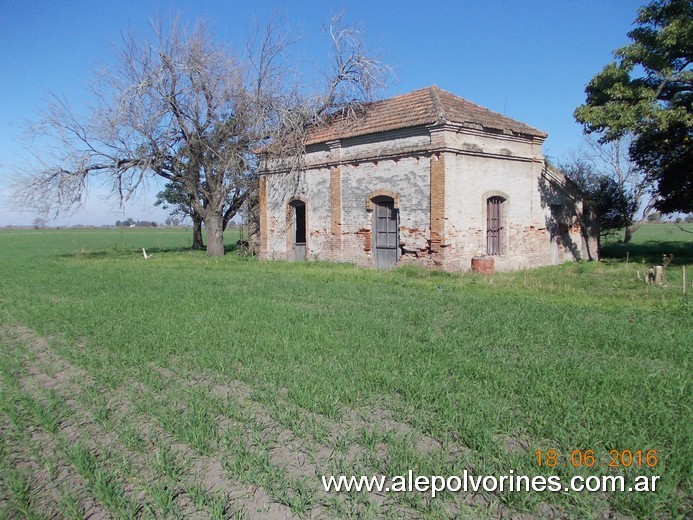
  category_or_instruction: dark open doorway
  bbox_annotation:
[291,201,306,261]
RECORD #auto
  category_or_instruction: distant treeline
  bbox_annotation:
[115,219,158,228]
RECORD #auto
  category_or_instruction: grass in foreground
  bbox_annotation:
[0,226,690,518]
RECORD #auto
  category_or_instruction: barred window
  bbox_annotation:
[486,196,505,255]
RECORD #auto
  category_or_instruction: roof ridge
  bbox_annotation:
[435,87,544,133]
[304,86,547,145]
[427,85,447,124]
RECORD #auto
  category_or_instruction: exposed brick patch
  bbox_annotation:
[356,228,372,252]
[471,257,495,274]
[429,152,446,258]
[330,166,342,260]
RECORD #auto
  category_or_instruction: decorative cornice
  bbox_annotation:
[260,144,543,175]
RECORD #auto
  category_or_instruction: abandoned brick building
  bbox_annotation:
[258,86,598,271]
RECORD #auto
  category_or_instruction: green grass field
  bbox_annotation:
[0,225,690,518]
[601,222,693,265]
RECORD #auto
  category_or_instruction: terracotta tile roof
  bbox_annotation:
[305,86,547,144]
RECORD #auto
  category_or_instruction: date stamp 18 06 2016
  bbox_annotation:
[535,449,658,468]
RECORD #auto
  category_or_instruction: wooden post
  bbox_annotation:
[654,266,663,285]
[684,266,687,295]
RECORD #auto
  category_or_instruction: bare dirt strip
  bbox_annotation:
[0,324,569,519]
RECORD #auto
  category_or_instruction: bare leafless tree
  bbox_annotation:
[14,14,392,256]
[563,135,654,243]
[319,13,391,118]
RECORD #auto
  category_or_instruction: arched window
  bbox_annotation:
[288,199,307,261]
[486,196,506,255]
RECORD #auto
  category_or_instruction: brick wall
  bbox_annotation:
[340,156,431,266]
[260,124,596,271]
[260,168,331,261]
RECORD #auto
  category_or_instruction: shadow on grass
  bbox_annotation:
[60,245,199,259]
[601,240,693,265]
[61,243,251,259]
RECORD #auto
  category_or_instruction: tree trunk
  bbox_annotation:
[204,214,225,256]
[624,226,634,243]
[191,216,204,250]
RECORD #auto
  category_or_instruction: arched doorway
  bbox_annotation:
[372,196,398,268]
[289,200,306,261]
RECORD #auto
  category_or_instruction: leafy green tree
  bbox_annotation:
[574,0,692,214]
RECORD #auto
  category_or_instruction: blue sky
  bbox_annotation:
[0,0,645,226]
